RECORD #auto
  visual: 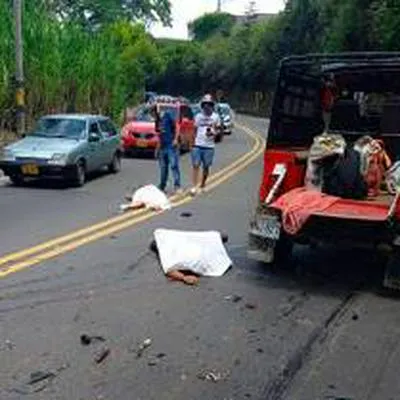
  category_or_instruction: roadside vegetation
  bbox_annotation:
[0,0,400,130]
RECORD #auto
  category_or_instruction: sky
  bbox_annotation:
[150,0,285,39]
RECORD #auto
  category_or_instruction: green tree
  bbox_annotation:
[188,12,235,41]
[40,0,172,29]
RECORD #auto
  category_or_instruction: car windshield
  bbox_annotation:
[136,108,155,122]
[135,105,178,122]
[32,118,86,139]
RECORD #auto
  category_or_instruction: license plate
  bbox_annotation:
[257,215,281,240]
[136,139,147,148]
[21,164,39,175]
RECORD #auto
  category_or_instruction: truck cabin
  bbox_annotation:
[263,53,400,207]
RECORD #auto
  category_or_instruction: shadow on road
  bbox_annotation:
[2,169,113,190]
[229,244,391,298]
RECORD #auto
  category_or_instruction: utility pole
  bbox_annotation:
[14,0,25,136]
[217,0,222,12]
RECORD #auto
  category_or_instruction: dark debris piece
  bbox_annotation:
[95,348,111,364]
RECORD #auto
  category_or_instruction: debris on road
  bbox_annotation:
[224,294,243,303]
[28,371,56,386]
[13,364,69,395]
[80,334,106,346]
[180,211,193,218]
[95,348,111,364]
[153,229,232,285]
[135,338,152,358]
[2,339,15,350]
[197,369,230,383]
[245,303,257,310]
[120,184,171,212]
[352,313,359,321]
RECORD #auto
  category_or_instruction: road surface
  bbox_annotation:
[0,115,400,400]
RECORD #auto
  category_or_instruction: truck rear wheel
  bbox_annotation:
[274,233,294,266]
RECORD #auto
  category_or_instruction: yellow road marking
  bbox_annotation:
[0,123,265,278]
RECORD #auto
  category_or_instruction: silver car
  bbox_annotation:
[0,114,122,187]
[217,103,234,135]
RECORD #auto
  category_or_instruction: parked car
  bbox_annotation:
[217,103,234,135]
[0,114,122,187]
[122,100,195,156]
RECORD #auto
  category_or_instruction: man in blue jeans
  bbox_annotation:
[154,104,182,194]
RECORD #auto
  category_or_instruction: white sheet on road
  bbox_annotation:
[120,184,171,212]
[154,229,232,276]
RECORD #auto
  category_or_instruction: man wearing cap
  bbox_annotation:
[190,94,221,195]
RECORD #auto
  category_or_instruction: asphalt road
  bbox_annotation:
[1,116,400,400]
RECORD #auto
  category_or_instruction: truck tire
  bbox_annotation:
[274,233,294,267]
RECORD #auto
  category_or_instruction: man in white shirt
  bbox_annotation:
[190,94,221,195]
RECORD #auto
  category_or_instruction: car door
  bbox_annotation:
[99,118,119,164]
[179,105,194,149]
[87,120,107,171]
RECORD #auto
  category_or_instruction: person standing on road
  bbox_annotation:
[190,94,221,196]
[153,103,182,194]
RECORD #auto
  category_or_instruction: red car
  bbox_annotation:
[122,101,195,156]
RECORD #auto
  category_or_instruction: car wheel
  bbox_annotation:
[10,175,24,186]
[73,161,86,187]
[109,153,121,173]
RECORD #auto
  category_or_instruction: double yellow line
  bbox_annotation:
[0,124,265,278]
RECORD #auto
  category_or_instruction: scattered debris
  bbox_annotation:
[4,339,15,350]
[256,348,264,354]
[180,373,188,381]
[234,358,241,366]
[148,358,159,367]
[95,348,111,364]
[13,364,69,395]
[156,352,166,359]
[233,295,243,303]
[180,212,193,218]
[248,329,257,334]
[28,371,56,386]
[80,334,106,346]
[352,313,359,321]
[136,338,152,358]
[197,369,230,383]
[245,303,257,310]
